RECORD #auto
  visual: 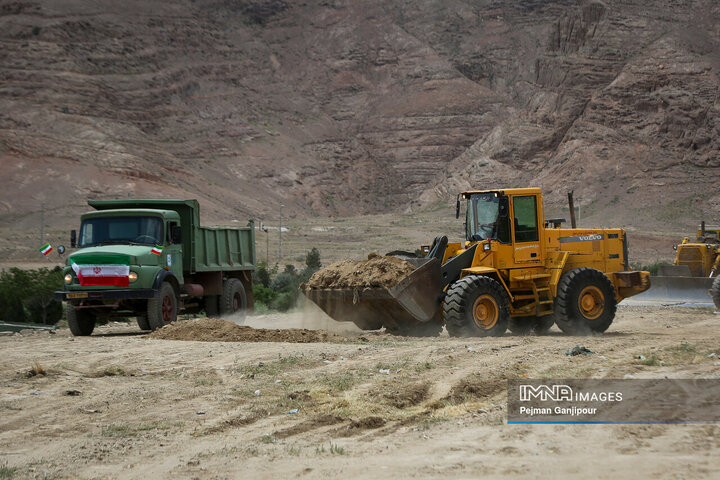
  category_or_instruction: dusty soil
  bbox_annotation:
[305,254,416,289]
[1,305,719,479]
[148,318,345,343]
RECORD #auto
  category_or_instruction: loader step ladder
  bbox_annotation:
[533,279,554,317]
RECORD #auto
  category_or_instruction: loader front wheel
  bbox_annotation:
[555,268,616,334]
[444,275,509,337]
[711,276,720,310]
[509,316,554,336]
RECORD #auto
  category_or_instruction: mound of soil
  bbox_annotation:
[148,318,344,343]
[305,253,415,289]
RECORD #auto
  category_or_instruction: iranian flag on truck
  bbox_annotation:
[71,256,130,287]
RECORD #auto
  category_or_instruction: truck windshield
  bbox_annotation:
[79,216,163,247]
[466,193,499,241]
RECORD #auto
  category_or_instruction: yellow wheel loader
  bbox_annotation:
[633,223,720,307]
[303,188,650,336]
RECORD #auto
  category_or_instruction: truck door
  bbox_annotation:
[512,195,543,264]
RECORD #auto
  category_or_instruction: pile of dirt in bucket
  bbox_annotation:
[148,318,344,343]
[304,253,415,289]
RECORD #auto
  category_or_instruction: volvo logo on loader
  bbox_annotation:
[519,384,573,402]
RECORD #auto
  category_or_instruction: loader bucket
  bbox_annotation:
[627,275,714,306]
[302,258,443,330]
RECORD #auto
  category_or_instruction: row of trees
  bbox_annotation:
[0,267,64,324]
[252,247,321,312]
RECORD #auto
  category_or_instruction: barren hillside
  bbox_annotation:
[1,0,719,256]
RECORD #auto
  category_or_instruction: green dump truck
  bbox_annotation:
[55,199,255,336]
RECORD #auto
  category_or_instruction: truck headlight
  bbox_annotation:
[64,274,73,284]
[128,272,138,283]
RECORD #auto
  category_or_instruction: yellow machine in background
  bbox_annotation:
[673,224,720,277]
[305,188,651,336]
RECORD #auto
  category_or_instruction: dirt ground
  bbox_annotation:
[1,305,719,480]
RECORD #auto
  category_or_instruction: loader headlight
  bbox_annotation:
[128,271,138,283]
[64,274,73,284]
[483,243,491,251]
[672,245,677,251]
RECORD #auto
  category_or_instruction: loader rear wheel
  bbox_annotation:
[554,268,616,334]
[66,304,95,336]
[508,316,554,335]
[712,276,720,310]
[444,275,509,337]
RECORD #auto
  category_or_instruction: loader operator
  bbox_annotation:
[466,192,510,243]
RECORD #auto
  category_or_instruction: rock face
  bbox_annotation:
[1,0,718,236]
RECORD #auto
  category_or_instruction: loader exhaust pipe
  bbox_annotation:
[568,191,577,228]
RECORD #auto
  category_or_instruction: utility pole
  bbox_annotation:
[40,202,44,245]
[279,204,284,263]
[262,222,269,264]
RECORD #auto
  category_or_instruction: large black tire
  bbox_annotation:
[443,275,509,337]
[136,315,151,331]
[712,276,720,310]
[147,282,178,331]
[220,278,247,321]
[386,318,444,337]
[554,268,617,334]
[204,295,220,318]
[508,316,555,335]
[66,303,95,336]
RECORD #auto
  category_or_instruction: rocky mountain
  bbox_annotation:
[1,0,719,244]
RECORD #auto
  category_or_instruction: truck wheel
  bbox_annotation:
[204,295,220,317]
[147,282,177,330]
[66,304,95,336]
[220,278,247,321]
[136,315,151,331]
[712,276,720,310]
[555,268,616,334]
[443,275,509,337]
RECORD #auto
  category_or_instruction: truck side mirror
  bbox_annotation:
[171,225,182,244]
[70,230,77,248]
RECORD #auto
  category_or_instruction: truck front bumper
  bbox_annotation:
[54,289,158,301]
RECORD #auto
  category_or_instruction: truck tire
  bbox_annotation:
[554,268,616,334]
[147,282,177,331]
[508,316,554,335]
[66,303,95,336]
[136,315,151,331]
[712,276,720,310]
[204,295,220,317]
[220,278,247,321]
[443,275,509,337]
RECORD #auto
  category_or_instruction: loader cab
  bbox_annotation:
[463,188,545,268]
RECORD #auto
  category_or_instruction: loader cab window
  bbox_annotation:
[466,193,502,242]
[512,196,539,243]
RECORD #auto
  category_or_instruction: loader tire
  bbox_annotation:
[443,275,509,337]
[508,316,554,336]
[712,276,720,310]
[554,268,616,334]
[386,318,444,337]
[220,278,247,321]
[66,303,95,336]
[148,282,178,331]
